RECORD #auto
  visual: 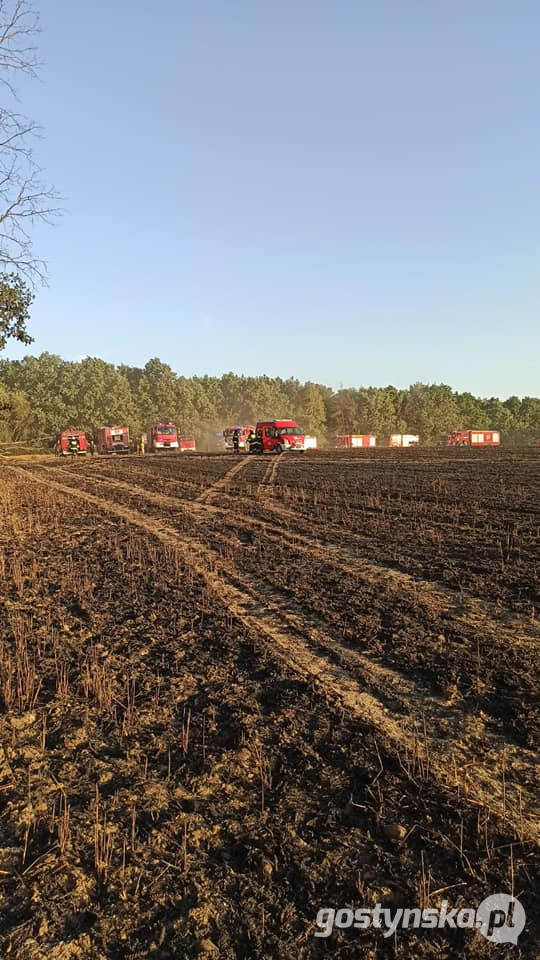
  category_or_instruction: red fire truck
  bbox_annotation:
[447,429,500,446]
[55,429,87,456]
[256,420,305,453]
[179,437,196,452]
[223,426,254,451]
[336,435,376,448]
[96,425,130,454]
[147,422,179,451]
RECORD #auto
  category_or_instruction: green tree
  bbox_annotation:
[136,358,179,426]
[359,388,400,437]
[0,352,68,435]
[329,389,361,435]
[455,391,489,429]
[0,382,32,441]
[481,397,514,434]
[299,383,327,440]
[403,383,460,443]
[0,274,34,350]
[503,395,521,418]
[239,376,293,425]
[520,397,540,432]
[68,358,137,433]
[0,357,538,448]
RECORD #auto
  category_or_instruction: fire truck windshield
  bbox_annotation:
[156,426,176,434]
[276,426,302,436]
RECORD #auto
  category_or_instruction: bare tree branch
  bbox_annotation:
[0,1,59,284]
[0,0,40,77]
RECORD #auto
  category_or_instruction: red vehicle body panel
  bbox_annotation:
[447,430,500,446]
[256,420,305,453]
[336,434,376,448]
[57,429,87,455]
[179,437,196,452]
[96,425,130,454]
[223,426,255,450]
[147,422,179,451]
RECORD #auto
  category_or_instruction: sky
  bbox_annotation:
[3,0,539,397]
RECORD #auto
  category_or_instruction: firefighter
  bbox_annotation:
[88,437,95,456]
[248,430,261,455]
[232,428,240,454]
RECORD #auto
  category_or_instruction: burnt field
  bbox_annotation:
[1,448,539,958]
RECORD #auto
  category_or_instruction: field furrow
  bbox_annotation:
[2,448,539,959]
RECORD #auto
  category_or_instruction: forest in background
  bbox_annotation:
[0,353,539,448]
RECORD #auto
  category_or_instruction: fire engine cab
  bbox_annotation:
[255,420,305,453]
[147,422,179,451]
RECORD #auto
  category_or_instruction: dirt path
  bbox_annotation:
[260,454,280,489]
[8,463,540,845]
[195,456,251,503]
[255,454,281,503]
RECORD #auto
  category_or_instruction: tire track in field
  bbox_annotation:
[39,463,539,650]
[77,464,207,499]
[209,486,540,636]
[256,454,281,500]
[195,456,251,503]
[8,463,540,845]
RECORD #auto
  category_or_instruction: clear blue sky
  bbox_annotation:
[5,0,539,396]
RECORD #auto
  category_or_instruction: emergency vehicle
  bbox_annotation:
[223,426,254,451]
[255,420,306,453]
[388,434,419,447]
[336,435,376,448]
[147,423,179,451]
[96,425,130,454]
[55,429,87,455]
[447,430,500,446]
[179,437,196,452]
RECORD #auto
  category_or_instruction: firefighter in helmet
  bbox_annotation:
[248,430,261,454]
[232,428,240,454]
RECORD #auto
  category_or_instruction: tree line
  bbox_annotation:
[0,353,538,448]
